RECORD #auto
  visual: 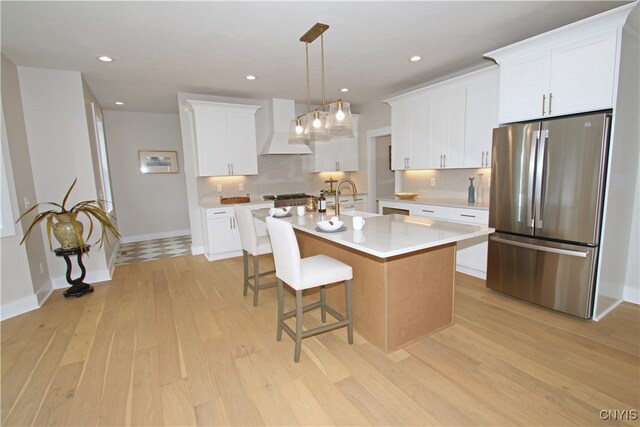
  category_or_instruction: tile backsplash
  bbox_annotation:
[400,168,491,204]
[198,154,352,202]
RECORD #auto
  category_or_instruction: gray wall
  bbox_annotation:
[103,110,190,242]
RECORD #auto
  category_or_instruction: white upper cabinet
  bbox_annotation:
[485,3,633,124]
[386,66,498,170]
[464,67,499,168]
[186,100,261,176]
[309,116,359,172]
[426,84,466,169]
[388,95,428,170]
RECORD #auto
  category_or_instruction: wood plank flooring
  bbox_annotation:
[1,254,638,426]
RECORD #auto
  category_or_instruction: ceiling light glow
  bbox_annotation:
[410,56,422,62]
[115,101,124,105]
[245,75,256,80]
[98,56,113,62]
[340,88,349,92]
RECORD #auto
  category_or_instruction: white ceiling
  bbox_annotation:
[1,1,633,114]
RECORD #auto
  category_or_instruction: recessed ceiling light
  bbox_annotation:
[410,56,422,62]
[115,101,124,105]
[245,75,256,80]
[340,88,349,92]
[98,56,113,62]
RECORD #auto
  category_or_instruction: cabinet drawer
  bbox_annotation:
[206,207,235,219]
[412,205,448,220]
[449,208,488,225]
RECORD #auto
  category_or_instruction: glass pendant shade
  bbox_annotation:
[326,101,352,128]
[304,111,330,141]
[288,118,309,143]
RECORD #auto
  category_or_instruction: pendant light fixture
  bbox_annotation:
[289,23,353,143]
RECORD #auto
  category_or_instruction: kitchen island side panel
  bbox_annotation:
[295,229,455,352]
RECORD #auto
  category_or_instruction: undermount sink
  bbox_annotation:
[338,210,380,218]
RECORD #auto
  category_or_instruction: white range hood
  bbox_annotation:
[261,98,312,155]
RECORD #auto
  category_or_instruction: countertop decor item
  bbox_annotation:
[17,178,120,251]
[468,178,475,204]
[289,23,353,143]
[394,192,419,200]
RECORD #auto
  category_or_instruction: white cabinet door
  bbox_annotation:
[426,86,465,169]
[498,51,552,124]
[192,108,229,176]
[208,216,238,255]
[549,30,617,117]
[464,68,498,168]
[309,116,358,172]
[390,97,428,170]
[227,112,258,175]
[187,100,260,177]
[391,102,412,170]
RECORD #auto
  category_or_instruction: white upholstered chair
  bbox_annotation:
[234,206,276,306]
[265,216,353,362]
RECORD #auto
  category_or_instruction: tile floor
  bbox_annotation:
[115,235,191,265]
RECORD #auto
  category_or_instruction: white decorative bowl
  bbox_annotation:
[316,219,344,231]
[269,207,290,217]
[394,192,419,200]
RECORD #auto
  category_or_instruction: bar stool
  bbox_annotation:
[234,206,276,306]
[265,216,353,362]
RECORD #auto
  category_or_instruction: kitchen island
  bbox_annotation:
[256,210,494,351]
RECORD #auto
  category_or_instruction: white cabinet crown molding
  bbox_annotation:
[484,2,636,63]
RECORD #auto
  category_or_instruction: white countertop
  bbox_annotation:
[255,209,494,259]
[377,196,490,210]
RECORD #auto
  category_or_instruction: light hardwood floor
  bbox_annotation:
[1,254,638,426]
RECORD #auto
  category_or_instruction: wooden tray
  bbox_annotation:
[220,196,250,205]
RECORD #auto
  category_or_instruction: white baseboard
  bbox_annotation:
[456,264,486,280]
[35,278,54,306]
[120,229,190,244]
[191,245,204,255]
[204,250,242,261]
[1,293,39,321]
[52,267,112,289]
[623,285,640,305]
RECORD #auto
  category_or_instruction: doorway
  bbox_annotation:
[366,127,395,213]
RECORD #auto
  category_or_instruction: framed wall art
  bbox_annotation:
[138,150,178,174]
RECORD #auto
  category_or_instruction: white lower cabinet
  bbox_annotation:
[380,200,490,279]
[202,202,273,261]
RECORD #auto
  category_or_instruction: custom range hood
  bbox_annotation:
[261,98,312,155]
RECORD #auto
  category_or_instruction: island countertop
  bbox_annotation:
[256,210,494,259]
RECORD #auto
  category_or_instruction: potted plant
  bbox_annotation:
[17,178,120,250]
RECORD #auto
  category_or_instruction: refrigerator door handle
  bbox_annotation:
[527,133,538,228]
[534,129,548,229]
[490,236,589,258]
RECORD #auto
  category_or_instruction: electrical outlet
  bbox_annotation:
[24,196,31,209]
[39,263,44,275]
[216,184,222,192]
[239,183,244,191]
[430,178,436,187]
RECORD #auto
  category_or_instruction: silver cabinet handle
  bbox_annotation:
[542,94,546,115]
[548,93,553,114]
[485,151,490,167]
[439,155,442,168]
[481,151,486,167]
[231,164,234,175]
[443,154,446,168]
[460,214,476,218]
[213,212,225,215]
[422,209,434,213]
[490,236,588,258]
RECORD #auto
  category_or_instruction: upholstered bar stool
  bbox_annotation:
[265,216,353,362]
[234,206,276,306]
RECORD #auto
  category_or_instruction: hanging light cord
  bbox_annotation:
[305,42,311,113]
[321,33,326,106]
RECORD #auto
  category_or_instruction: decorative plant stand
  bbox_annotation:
[54,245,94,298]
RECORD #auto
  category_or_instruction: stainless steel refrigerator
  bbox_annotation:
[487,111,611,318]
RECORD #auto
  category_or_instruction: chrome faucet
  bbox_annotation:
[335,178,358,216]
